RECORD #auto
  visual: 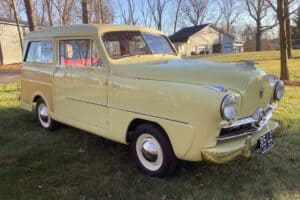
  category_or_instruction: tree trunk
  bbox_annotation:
[278,0,289,80]
[11,0,23,51]
[173,0,182,34]
[285,0,292,58]
[256,20,262,51]
[81,0,88,24]
[23,0,36,31]
[45,0,53,27]
[255,32,261,51]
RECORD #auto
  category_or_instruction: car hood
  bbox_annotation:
[111,58,267,93]
[111,58,274,118]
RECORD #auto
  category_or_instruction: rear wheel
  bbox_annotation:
[36,98,57,131]
[130,124,178,177]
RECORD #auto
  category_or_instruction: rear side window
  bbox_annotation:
[59,39,101,67]
[25,41,53,63]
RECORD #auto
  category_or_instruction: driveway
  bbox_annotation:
[0,70,21,83]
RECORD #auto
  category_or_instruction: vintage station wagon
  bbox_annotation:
[20,24,284,177]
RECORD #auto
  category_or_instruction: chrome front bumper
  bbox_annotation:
[218,103,276,141]
[201,120,278,164]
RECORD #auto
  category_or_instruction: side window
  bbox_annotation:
[59,39,101,67]
[25,41,53,63]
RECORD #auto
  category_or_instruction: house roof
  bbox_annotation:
[169,24,210,42]
[0,17,29,26]
[169,23,236,43]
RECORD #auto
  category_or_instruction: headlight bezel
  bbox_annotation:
[221,94,238,121]
[274,80,284,101]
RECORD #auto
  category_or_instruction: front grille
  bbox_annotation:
[218,103,276,141]
[218,124,257,141]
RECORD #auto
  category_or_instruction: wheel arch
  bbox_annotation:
[126,118,171,145]
[31,92,52,112]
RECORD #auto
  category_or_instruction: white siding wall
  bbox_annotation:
[0,23,27,65]
[188,26,221,55]
[173,26,237,56]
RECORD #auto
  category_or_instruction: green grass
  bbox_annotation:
[1,51,300,200]
[194,50,300,82]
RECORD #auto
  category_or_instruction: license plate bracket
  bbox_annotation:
[258,131,274,153]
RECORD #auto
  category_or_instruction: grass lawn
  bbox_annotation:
[1,51,300,199]
[194,50,300,82]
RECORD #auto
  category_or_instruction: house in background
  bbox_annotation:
[0,17,30,65]
[292,34,300,48]
[169,23,244,56]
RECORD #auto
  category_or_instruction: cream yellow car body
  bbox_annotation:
[20,24,280,163]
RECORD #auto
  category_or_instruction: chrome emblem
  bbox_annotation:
[259,87,264,98]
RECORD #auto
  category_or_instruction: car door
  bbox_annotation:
[54,37,108,129]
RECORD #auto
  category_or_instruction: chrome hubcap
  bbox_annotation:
[136,134,163,171]
[38,103,50,128]
[142,140,158,162]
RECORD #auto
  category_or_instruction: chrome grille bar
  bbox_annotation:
[218,104,276,141]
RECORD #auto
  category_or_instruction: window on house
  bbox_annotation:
[25,41,53,63]
[59,39,101,67]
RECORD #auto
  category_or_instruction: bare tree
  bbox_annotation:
[218,0,241,34]
[245,0,277,51]
[266,0,299,80]
[118,0,138,25]
[277,0,289,80]
[0,0,14,18]
[45,0,54,26]
[88,0,114,24]
[173,0,183,33]
[265,0,288,80]
[81,0,88,24]
[53,0,77,26]
[23,0,36,31]
[285,0,292,58]
[139,1,152,27]
[181,0,210,26]
[284,0,300,58]
[146,0,170,30]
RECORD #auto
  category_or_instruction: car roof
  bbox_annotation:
[25,24,165,40]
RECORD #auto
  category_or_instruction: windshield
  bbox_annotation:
[102,31,175,59]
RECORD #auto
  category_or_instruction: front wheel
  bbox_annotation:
[130,124,178,177]
[36,99,57,131]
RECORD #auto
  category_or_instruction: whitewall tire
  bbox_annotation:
[36,98,57,131]
[131,124,178,177]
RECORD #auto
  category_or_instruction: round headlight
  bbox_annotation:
[221,94,238,121]
[274,80,284,101]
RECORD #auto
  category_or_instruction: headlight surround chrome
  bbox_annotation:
[221,94,238,121]
[274,80,284,101]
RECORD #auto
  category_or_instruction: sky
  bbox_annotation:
[112,0,278,37]
[13,0,300,38]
